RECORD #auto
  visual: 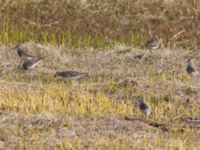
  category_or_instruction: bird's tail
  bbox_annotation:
[80,72,88,78]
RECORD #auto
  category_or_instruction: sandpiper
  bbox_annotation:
[139,96,151,116]
[54,71,88,80]
[13,44,35,61]
[186,59,199,77]
[142,36,161,50]
[22,57,42,70]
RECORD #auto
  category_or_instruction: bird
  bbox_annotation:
[186,59,199,77]
[13,44,35,61]
[139,96,151,116]
[54,71,88,80]
[142,36,161,50]
[22,57,42,70]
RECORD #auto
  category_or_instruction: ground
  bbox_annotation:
[0,42,200,149]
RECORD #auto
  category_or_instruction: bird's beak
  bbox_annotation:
[12,44,19,49]
[39,56,44,60]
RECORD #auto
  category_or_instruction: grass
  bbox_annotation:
[0,85,132,115]
[0,0,200,49]
[0,43,200,149]
[0,0,200,149]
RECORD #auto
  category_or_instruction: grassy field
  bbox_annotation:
[0,43,200,149]
[0,0,200,149]
[0,0,200,49]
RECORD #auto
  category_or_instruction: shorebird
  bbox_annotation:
[142,36,161,50]
[186,59,199,77]
[54,71,88,80]
[139,96,151,116]
[13,44,35,61]
[22,57,42,70]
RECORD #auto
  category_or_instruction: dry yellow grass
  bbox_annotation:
[0,43,200,149]
[0,1,200,149]
[0,0,200,48]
